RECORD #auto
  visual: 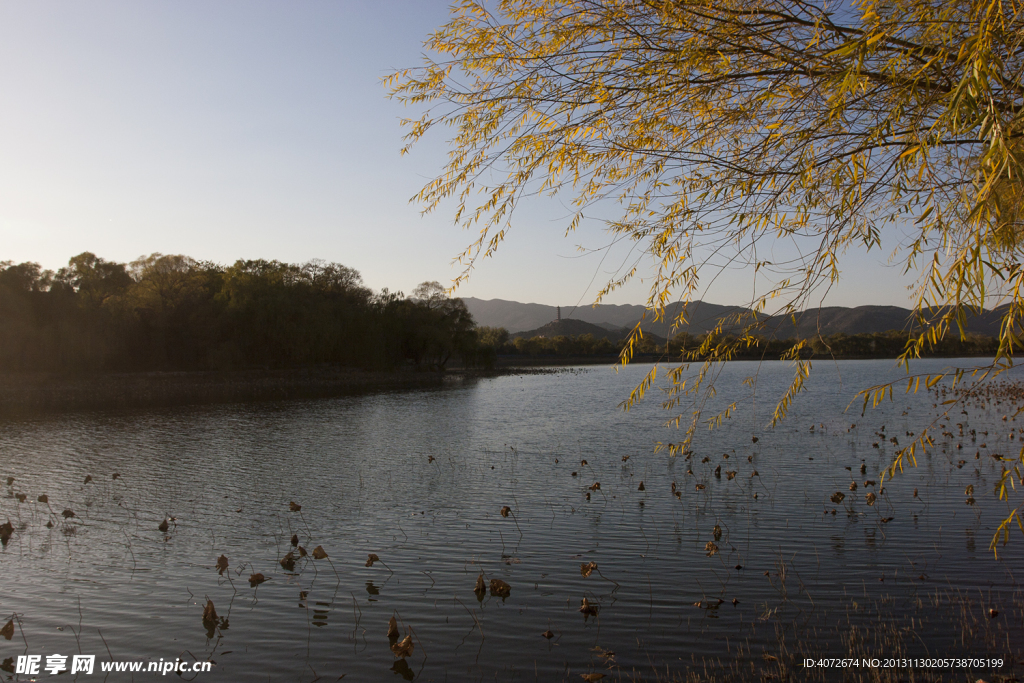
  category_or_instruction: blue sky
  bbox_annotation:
[0,1,920,308]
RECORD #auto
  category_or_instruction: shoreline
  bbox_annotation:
[0,367,454,418]
[0,353,1006,417]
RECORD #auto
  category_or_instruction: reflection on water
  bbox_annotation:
[0,360,1022,681]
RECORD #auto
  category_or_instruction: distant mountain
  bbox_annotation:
[510,319,622,341]
[462,297,1005,339]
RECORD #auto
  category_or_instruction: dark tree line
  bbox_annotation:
[476,328,999,360]
[0,253,483,373]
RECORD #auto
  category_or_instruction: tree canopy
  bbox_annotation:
[390,0,1024,548]
[0,254,487,374]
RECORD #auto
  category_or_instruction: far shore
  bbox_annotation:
[0,351,1006,418]
[0,367,457,418]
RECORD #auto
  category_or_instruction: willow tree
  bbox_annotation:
[389,0,1024,548]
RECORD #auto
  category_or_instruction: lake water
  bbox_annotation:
[0,360,1022,682]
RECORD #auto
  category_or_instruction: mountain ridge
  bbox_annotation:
[463,297,1005,338]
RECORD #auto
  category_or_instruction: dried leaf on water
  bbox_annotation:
[0,619,13,640]
[489,578,511,597]
[713,525,722,541]
[289,502,302,512]
[112,473,120,480]
[865,492,876,506]
[579,598,599,617]
[312,545,328,560]
[15,494,25,503]
[726,471,736,480]
[391,635,413,658]
[61,509,75,519]
[202,599,218,625]
[290,534,299,547]
[298,546,308,557]
[965,484,974,496]
[849,482,858,491]
[474,574,486,596]
[637,482,645,491]
[387,616,399,639]
[705,541,719,557]
[37,494,48,503]
[830,492,845,504]
[366,553,380,567]
[84,475,92,484]
[249,573,266,587]
[581,674,605,682]
[500,506,511,518]
[158,518,169,533]
[541,629,554,639]
[580,561,596,578]
[280,552,296,571]
[589,482,601,491]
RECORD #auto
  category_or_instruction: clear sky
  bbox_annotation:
[0,1,922,309]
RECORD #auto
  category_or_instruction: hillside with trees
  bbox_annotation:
[0,253,482,374]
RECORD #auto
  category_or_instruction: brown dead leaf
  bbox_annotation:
[579,597,599,616]
[37,494,47,503]
[289,502,301,512]
[866,492,876,506]
[726,471,736,480]
[158,518,169,533]
[0,619,12,640]
[589,482,601,491]
[542,629,554,639]
[713,525,722,541]
[366,553,380,567]
[581,674,605,682]
[112,473,120,480]
[830,492,845,504]
[637,481,645,491]
[500,506,511,517]
[84,475,92,485]
[580,561,596,578]
[312,545,328,560]
[202,599,218,625]
[387,616,399,639]
[216,555,228,576]
[14,494,25,503]
[474,574,486,596]
[61,508,74,519]
[280,552,296,571]
[298,546,307,557]
[705,541,719,557]
[249,573,266,587]
[489,578,511,597]
[391,635,413,658]
[291,534,298,547]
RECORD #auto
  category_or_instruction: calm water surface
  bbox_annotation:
[0,360,1022,681]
